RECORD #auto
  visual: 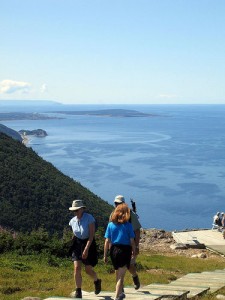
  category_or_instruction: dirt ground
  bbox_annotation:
[139,228,225,260]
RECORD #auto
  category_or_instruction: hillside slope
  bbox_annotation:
[0,133,112,234]
[0,123,22,141]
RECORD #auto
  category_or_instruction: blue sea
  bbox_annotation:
[1,103,225,231]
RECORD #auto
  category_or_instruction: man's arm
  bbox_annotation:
[130,211,141,255]
[134,228,140,255]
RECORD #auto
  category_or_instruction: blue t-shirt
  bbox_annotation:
[104,221,135,245]
[69,212,95,240]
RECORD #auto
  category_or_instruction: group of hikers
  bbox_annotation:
[213,212,225,240]
[213,211,225,228]
[68,195,142,300]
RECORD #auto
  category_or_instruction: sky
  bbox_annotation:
[1,0,225,105]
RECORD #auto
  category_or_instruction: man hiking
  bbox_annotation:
[110,195,141,291]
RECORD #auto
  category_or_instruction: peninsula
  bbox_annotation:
[52,108,158,118]
[18,129,48,137]
[0,112,61,121]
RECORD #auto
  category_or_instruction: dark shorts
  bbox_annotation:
[110,244,132,270]
[71,237,98,267]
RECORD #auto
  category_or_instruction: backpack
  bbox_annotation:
[130,198,139,219]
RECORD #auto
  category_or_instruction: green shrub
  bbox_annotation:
[10,262,32,272]
[0,230,14,253]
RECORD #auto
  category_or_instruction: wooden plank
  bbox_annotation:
[186,273,225,279]
[191,271,225,274]
[212,270,225,273]
[45,298,78,300]
[96,291,162,300]
[172,230,225,255]
[170,280,225,292]
[146,283,206,292]
[124,286,189,296]
[167,283,210,298]
[188,274,225,280]
[44,291,163,300]
[175,277,225,284]
[144,284,189,292]
[144,283,210,298]
[169,283,209,289]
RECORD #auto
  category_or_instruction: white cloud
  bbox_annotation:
[40,83,47,93]
[0,79,31,94]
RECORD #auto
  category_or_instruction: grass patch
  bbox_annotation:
[0,252,225,300]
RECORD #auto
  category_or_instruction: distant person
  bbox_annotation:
[69,199,101,299]
[213,212,222,226]
[221,212,225,228]
[104,203,136,300]
[221,213,225,239]
[109,195,142,291]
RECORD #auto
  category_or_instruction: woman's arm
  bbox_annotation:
[104,238,110,263]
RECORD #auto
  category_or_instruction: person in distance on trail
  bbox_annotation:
[213,212,222,227]
[104,202,136,300]
[69,199,101,299]
[109,195,142,291]
[221,213,225,239]
[221,212,225,228]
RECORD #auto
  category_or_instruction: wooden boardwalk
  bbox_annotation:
[44,269,225,300]
[45,229,225,300]
[172,229,225,255]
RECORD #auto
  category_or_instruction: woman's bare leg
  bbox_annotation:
[115,266,127,299]
[74,260,82,288]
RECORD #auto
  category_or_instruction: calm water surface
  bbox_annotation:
[2,104,225,230]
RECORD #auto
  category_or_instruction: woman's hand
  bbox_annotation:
[104,238,110,264]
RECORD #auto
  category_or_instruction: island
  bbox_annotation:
[18,129,48,137]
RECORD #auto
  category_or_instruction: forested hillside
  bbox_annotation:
[0,133,112,234]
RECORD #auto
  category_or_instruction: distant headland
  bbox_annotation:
[0,109,159,121]
[18,129,47,145]
[53,109,158,118]
[19,129,48,137]
[0,112,61,121]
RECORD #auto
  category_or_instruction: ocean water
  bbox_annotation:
[2,104,225,231]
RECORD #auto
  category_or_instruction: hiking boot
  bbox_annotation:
[119,291,126,299]
[74,288,82,298]
[119,287,126,299]
[132,275,140,290]
[94,278,101,294]
[115,294,125,300]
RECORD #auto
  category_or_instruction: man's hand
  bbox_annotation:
[135,246,139,255]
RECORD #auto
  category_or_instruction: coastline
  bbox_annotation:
[21,134,29,145]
